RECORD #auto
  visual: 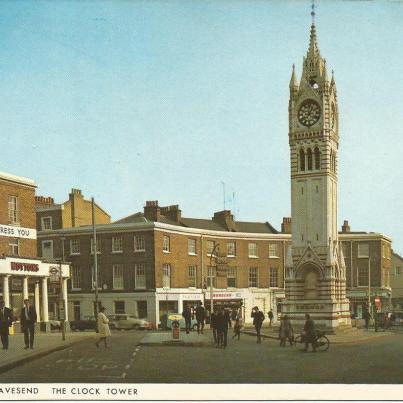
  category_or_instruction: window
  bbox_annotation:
[358,243,369,258]
[227,241,236,257]
[71,266,81,290]
[188,239,196,255]
[269,243,279,258]
[9,238,19,256]
[249,267,258,287]
[42,240,54,259]
[114,301,125,314]
[188,265,197,287]
[91,265,102,290]
[162,264,171,288]
[41,216,52,230]
[299,149,305,171]
[207,240,216,256]
[382,244,386,258]
[248,243,258,258]
[90,237,101,254]
[227,267,237,288]
[135,263,146,289]
[206,266,216,288]
[134,235,145,252]
[8,196,18,224]
[112,236,123,253]
[270,268,279,288]
[358,266,369,287]
[113,264,124,290]
[396,267,402,276]
[70,239,80,255]
[314,147,320,170]
[163,235,170,253]
[307,148,313,170]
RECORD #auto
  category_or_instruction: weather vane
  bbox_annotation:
[311,0,316,24]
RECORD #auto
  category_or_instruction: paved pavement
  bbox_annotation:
[0,331,94,373]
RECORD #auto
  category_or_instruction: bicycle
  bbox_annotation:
[294,330,330,352]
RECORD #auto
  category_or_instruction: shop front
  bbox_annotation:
[0,256,70,331]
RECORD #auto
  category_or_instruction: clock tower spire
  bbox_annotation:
[283,4,350,330]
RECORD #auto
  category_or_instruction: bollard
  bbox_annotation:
[172,320,180,340]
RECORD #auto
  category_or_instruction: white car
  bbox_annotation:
[108,314,153,330]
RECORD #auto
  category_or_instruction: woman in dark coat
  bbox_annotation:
[303,313,316,352]
[279,315,293,347]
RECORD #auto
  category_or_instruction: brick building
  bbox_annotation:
[390,250,403,313]
[339,220,392,318]
[0,172,69,330]
[38,201,290,326]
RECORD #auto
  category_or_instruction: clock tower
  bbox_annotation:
[282,10,350,329]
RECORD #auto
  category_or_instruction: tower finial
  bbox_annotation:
[311,0,316,25]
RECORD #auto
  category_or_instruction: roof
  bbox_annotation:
[113,212,148,224]
[0,171,36,187]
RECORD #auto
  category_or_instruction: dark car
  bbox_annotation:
[70,316,96,331]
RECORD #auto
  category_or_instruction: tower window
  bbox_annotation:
[299,149,305,171]
[314,147,320,170]
[307,148,313,170]
[316,185,319,193]
[301,187,304,195]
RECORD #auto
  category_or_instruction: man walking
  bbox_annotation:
[21,299,37,349]
[195,302,205,335]
[303,313,316,352]
[210,309,218,346]
[268,309,274,327]
[182,304,192,334]
[363,308,371,330]
[251,306,265,343]
[0,300,13,350]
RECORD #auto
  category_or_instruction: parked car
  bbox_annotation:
[165,313,198,330]
[49,320,61,330]
[70,316,97,331]
[108,314,153,330]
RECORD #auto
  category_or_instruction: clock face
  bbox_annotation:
[298,99,321,127]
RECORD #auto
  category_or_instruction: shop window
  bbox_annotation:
[114,301,125,314]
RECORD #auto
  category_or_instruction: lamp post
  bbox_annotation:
[59,236,66,341]
[92,198,99,331]
[209,243,220,315]
[368,256,371,317]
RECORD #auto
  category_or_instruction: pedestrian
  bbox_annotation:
[210,310,218,346]
[279,315,293,347]
[232,309,243,341]
[268,309,274,327]
[195,302,205,335]
[20,299,37,349]
[251,306,265,343]
[182,304,192,334]
[0,299,13,350]
[216,307,231,348]
[96,307,111,349]
[363,308,371,330]
[303,313,316,352]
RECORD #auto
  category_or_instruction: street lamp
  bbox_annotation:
[59,236,66,341]
[209,243,220,315]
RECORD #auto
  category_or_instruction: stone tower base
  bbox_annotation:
[282,299,351,332]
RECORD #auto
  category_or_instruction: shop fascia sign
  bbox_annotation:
[0,257,69,278]
[205,291,243,299]
[0,224,36,239]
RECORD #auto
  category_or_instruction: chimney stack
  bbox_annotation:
[341,220,350,233]
[281,217,292,233]
[213,210,236,232]
[160,205,181,222]
[144,201,161,222]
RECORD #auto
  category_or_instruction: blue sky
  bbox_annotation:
[2,0,402,254]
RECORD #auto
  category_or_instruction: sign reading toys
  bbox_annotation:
[0,224,37,240]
